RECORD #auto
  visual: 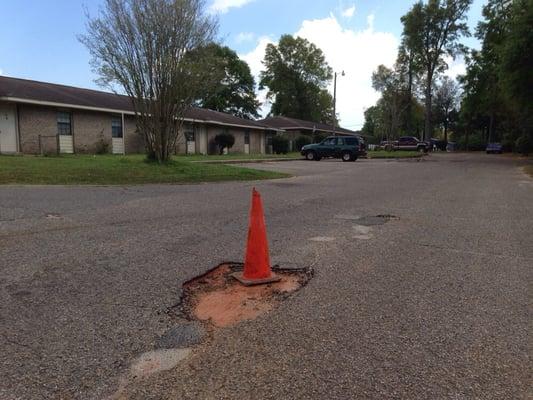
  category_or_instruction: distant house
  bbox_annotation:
[259,116,362,151]
[0,76,279,155]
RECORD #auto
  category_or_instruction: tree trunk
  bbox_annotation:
[424,71,433,142]
[488,112,494,143]
[406,60,413,134]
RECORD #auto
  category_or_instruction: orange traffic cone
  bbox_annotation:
[232,188,281,286]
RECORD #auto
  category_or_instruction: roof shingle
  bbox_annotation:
[0,76,273,130]
[258,116,359,136]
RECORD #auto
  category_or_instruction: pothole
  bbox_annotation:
[179,263,312,328]
[354,214,399,226]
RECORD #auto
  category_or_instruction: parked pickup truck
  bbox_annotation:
[382,136,430,152]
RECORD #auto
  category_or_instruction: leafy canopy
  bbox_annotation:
[194,43,260,120]
[259,35,334,124]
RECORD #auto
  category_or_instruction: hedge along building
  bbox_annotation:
[259,116,362,151]
[0,76,279,155]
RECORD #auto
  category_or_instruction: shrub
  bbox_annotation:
[214,132,235,155]
[312,132,328,143]
[294,135,312,151]
[272,134,290,154]
[515,135,533,156]
[458,133,485,151]
[95,135,111,154]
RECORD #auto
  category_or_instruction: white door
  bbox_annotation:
[244,144,250,154]
[198,127,208,155]
[0,104,18,153]
[112,138,124,154]
[187,140,195,154]
[186,131,196,154]
[59,135,74,154]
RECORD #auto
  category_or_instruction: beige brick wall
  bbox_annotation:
[249,129,264,154]
[205,125,265,155]
[17,104,144,155]
[18,104,58,154]
[124,115,144,154]
[16,103,264,156]
[72,110,112,154]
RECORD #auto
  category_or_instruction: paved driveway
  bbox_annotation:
[1,153,531,399]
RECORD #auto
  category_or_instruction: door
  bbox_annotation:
[0,104,18,153]
[186,131,196,154]
[112,115,124,154]
[57,112,73,154]
[244,129,250,154]
[333,137,344,157]
[317,137,336,157]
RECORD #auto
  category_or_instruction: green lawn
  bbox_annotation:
[177,152,301,162]
[0,154,288,185]
[367,150,424,159]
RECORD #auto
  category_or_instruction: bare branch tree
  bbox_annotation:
[80,0,218,162]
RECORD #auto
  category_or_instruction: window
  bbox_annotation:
[186,130,195,142]
[345,137,358,146]
[244,129,250,145]
[57,112,71,135]
[322,138,336,146]
[112,116,123,138]
[337,138,345,146]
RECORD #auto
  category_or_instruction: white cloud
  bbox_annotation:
[341,5,356,18]
[0,68,3,76]
[241,14,398,129]
[235,32,255,44]
[443,55,467,79]
[210,0,254,14]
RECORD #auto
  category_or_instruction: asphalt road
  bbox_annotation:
[1,153,531,399]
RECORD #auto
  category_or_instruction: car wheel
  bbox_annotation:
[342,152,352,162]
[305,151,316,161]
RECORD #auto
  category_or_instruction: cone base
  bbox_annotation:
[231,271,282,286]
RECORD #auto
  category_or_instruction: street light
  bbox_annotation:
[333,70,345,136]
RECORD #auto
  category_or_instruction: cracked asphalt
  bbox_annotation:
[1,153,531,399]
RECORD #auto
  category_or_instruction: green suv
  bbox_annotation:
[301,136,362,162]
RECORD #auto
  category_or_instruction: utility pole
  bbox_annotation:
[332,71,345,136]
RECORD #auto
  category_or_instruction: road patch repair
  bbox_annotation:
[180,263,311,328]
[118,188,313,390]
[180,188,312,327]
[334,213,399,240]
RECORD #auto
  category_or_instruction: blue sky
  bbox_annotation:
[0,0,485,128]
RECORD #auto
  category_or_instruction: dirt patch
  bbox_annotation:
[180,264,312,328]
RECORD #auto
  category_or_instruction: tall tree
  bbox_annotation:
[401,0,472,141]
[498,0,533,123]
[194,44,260,119]
[259,35,334,123]
[433,76,460,142]
[80,0,218,162]
[371,65,411,144]
[459,0,526,148]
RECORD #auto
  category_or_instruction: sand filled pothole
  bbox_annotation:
[180,264,312,328]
